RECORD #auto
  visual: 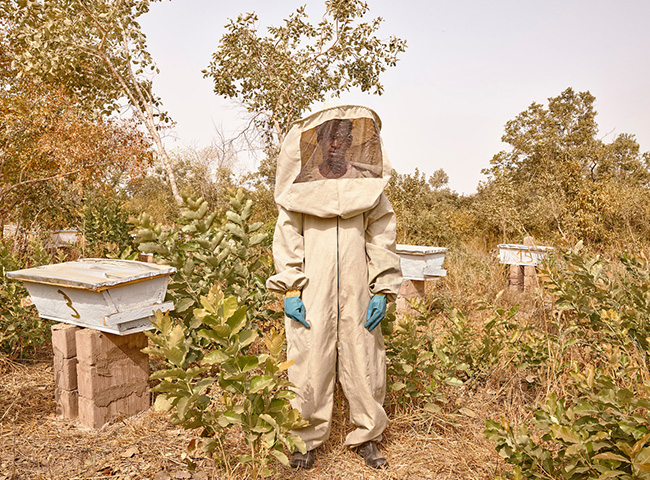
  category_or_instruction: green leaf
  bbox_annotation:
[238,329,258,349]
[223,411,243,424]
[150,368,188,380]
[596,470,625,479]
[153,394,174,412]
[222,296,238,320]
[175,297,195,313]
[202,349,229,365]
[250,375,275,393]
[270,449,289,466]
[237,355,260,373]
[633,447,650,476]
[390,382,406,391]
[226,306,248,336]
[550,425,581,444]
[593,452,629,463]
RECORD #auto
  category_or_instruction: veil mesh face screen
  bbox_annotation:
[294,117,382,183]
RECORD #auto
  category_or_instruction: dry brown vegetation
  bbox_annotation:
[0,245,553,480]
[1,357,516,480]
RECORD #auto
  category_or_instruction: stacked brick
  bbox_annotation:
[76,330,150,428]
[52,323,80,418]
[396,278,426,314]
[51,325,150,429]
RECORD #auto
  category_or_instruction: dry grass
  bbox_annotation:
[1,245,549,479]
[0,351,517,480]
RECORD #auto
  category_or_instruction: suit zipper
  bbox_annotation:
[336,216,340,341]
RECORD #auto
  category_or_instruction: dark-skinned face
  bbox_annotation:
[322,127,352,165]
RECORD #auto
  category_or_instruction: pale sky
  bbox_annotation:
[139,0,650,194]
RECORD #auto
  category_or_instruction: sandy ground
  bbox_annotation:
[0,352,511,480]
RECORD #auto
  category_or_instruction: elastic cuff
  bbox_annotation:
[285,289,301,297]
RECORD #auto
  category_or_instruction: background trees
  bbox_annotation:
[204,0,406,187]
[478,87,650,247]
[0,64,151,235]
[6,0,183,203]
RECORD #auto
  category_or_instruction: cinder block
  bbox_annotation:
[399,279,425,298]
[51,323,80,358]
[77,362,149,406]
[509,264,524,290]
[78,391,150,429]
[54,353,78,391]
[55,389,79,418]
[76,330,148,367]
[524,265,538,290]
[396,279,425,313]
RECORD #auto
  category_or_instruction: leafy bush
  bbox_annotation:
[145,287,306,476]
[486,367,650,480]
[0,240,52,358]
[131,190,279,363]
[133,191,302,475]
[484,244,650,479]
[81,195,135,257]
[542,241,650,354]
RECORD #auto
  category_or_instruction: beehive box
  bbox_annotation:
[498,244,554,266]
[396,244,448,280]
[49,229,80,248]
[7,258,176,335]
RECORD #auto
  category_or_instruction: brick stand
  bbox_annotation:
[51,324,150,428]
[52,324,80,418]
[396,279,425,314]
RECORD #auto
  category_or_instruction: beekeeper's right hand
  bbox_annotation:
[284,290,309,328]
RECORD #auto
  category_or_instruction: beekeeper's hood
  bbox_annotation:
[274,105,392,219]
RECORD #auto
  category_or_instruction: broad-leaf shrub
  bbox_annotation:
[82,195,134,257]
[131,190,279,364]
[0,240,52,358]
[133,190,303,475]
[145,287,306,476]
[542,241,650,354]
[485,245,650,479]
[486,367,650,480]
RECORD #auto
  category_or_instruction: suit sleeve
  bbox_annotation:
[364,194,403,302]
[266,206,308,294]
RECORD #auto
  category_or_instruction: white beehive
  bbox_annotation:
[498,244,554,266]
[49,230,79,248]
[7,258,176,335]
[396,245,448,280]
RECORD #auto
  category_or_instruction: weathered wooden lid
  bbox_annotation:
[497,244,554,252]
[7,258,176,291]
[396,244,448,256]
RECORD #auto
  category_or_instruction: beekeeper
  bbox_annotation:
[266,105,402,470]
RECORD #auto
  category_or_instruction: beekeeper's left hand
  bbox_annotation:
[365,294,386,332]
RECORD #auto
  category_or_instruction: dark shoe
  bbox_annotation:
[357,441,388,469]
[290,449,316,469]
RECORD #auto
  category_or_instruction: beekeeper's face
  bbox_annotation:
[317,119,353,164]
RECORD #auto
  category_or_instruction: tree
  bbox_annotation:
[480,87,650,245]
[0,82,152,233]
[385,168,462,246]
[203,0,407,183]
[5,0,184,204]
[0,18,152,234]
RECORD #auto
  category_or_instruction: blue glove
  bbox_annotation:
[365,294,387,332]
[284,296,309,328]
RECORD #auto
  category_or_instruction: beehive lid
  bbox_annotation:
[7,258,176,292]
[396,245,448,255]
[497,244,554,252]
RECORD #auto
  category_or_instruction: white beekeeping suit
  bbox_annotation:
[266,105,402,466]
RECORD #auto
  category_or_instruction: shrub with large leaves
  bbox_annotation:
[486,368,650,480]
[131,190,279,363]
[145,287,307,476]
